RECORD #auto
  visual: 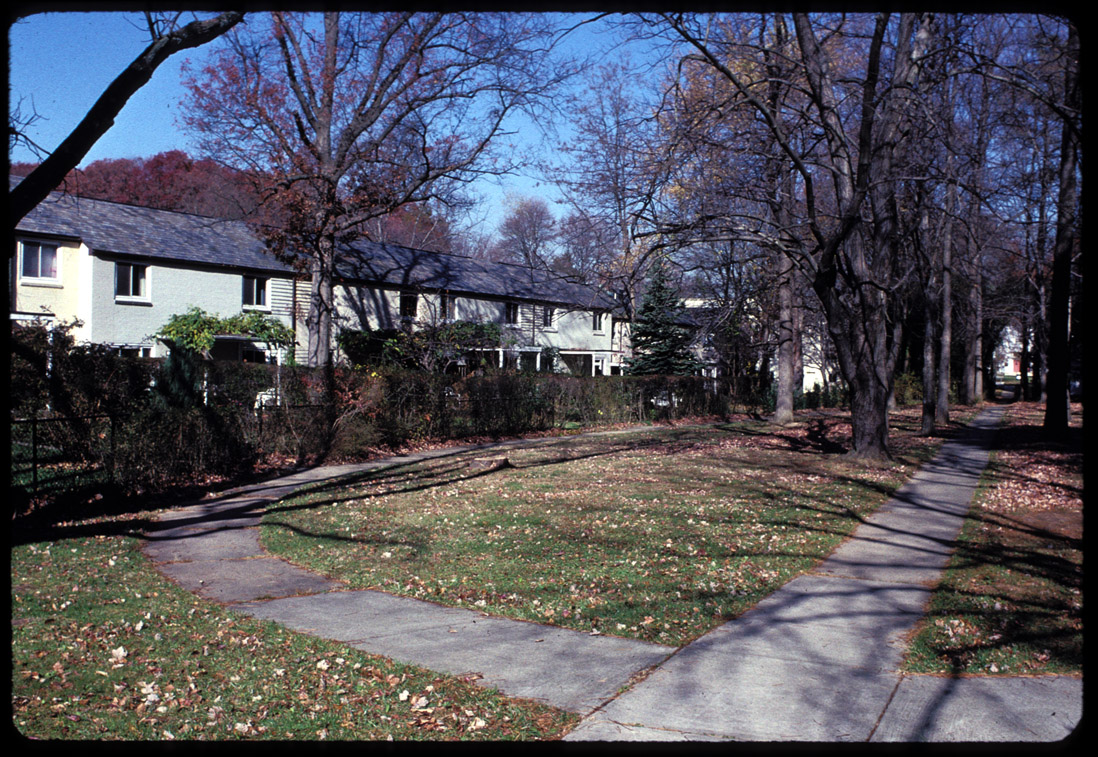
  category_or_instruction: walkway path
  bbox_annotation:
[141,408,1081,742]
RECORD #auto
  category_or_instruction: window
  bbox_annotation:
[242,346,270,363]
[439,293,453,320]
[399,292,419,319]
[542,306,555,328]
[20,241,59,281]
[117,346,151,358]
[115,263,148,300]
[592,310,604,332]
[505,302,520,325]
[243,276,268,308]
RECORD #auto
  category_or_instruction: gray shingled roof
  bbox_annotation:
[16,188,292,274]
[15,183,617,311]
[337,239,618,310]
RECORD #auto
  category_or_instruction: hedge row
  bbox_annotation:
[11,322,754,507]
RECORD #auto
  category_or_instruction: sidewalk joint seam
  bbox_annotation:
[866,673,905,742]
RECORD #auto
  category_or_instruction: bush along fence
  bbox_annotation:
[10,364,751,513]
[10,319,844,512]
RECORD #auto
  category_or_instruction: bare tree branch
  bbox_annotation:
[9,11,245,227]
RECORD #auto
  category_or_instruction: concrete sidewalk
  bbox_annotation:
[142,409,1082,742]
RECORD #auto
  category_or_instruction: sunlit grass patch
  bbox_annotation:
[262,410,963,646]
[11,528,577,740]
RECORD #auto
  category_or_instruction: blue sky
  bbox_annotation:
[8,12,208,166]
[7,11,660,233]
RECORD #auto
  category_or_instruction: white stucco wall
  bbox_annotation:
[13,237,83,324]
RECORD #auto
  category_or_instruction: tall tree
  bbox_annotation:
[490,196,559,269]
[551,61,671,319]
[361,203,459,254]
[626,260,699,376]
[182,12,567,375]
[653,12,935,458]
[1042,21,1079,434]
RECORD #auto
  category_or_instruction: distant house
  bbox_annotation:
[12,185,625,374]
[331,239,624,374]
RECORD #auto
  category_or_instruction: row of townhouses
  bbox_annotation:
[12,187,631,376]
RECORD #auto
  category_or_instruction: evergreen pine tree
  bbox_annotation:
[626,261,700,376]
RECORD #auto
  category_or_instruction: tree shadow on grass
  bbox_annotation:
[10,428,691,549]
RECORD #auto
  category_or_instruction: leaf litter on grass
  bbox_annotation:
[900,401,1083,676]
[261,408,970,646]
[11,528,578,741]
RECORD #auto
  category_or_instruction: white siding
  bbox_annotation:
[88,256,296,356]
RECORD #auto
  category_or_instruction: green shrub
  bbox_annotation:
[10,320,158,419]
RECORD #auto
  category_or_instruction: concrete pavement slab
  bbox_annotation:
[145,514,261,538]
[143,527,265,563]
[139,407,1082,741]
[815,536,960,584]
[567,653,903,741]
[155,556,342,604]
[871,675,1082,742]
[233,590,673,713]
[566,719,730,741]
[688,575,930,671]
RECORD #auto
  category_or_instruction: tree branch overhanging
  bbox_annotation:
[9,12,245,228]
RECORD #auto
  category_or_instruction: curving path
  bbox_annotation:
[141,409,1081,742]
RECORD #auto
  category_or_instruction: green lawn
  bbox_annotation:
[11,525,577,740]
[260,409,968,646]
[19,404,1040,741]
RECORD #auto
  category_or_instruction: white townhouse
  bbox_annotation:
[12,187,301,363]
[331,239,626,375]
[12,185,627,374]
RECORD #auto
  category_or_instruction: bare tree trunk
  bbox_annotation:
[921,296,938,435]
[1020,320,1032,400]
[967,259,985,403]
[918,189,938,432]
[1032,210,1049,402]
[1043,24,1079,435]
[306,255,335,370]
[772,250,796,424]
[935,181,955,424]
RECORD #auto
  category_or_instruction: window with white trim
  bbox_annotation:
[243,276,268,309]
[542,306,555,328]
[440,293,454,320]
[505,302,520,325]
[115,262,149,301]
[116,346,152,358]
[592,310,604,332]
[20,240,59,282]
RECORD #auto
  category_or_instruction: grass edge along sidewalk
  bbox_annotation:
[13,402,1080,741]
[11,523,579,741]
[257,407,981,648]
[899,401,1083,678]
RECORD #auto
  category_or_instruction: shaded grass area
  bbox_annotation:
[261,407,976,647]
[901,402,1083,676]
[11,525,578,740]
